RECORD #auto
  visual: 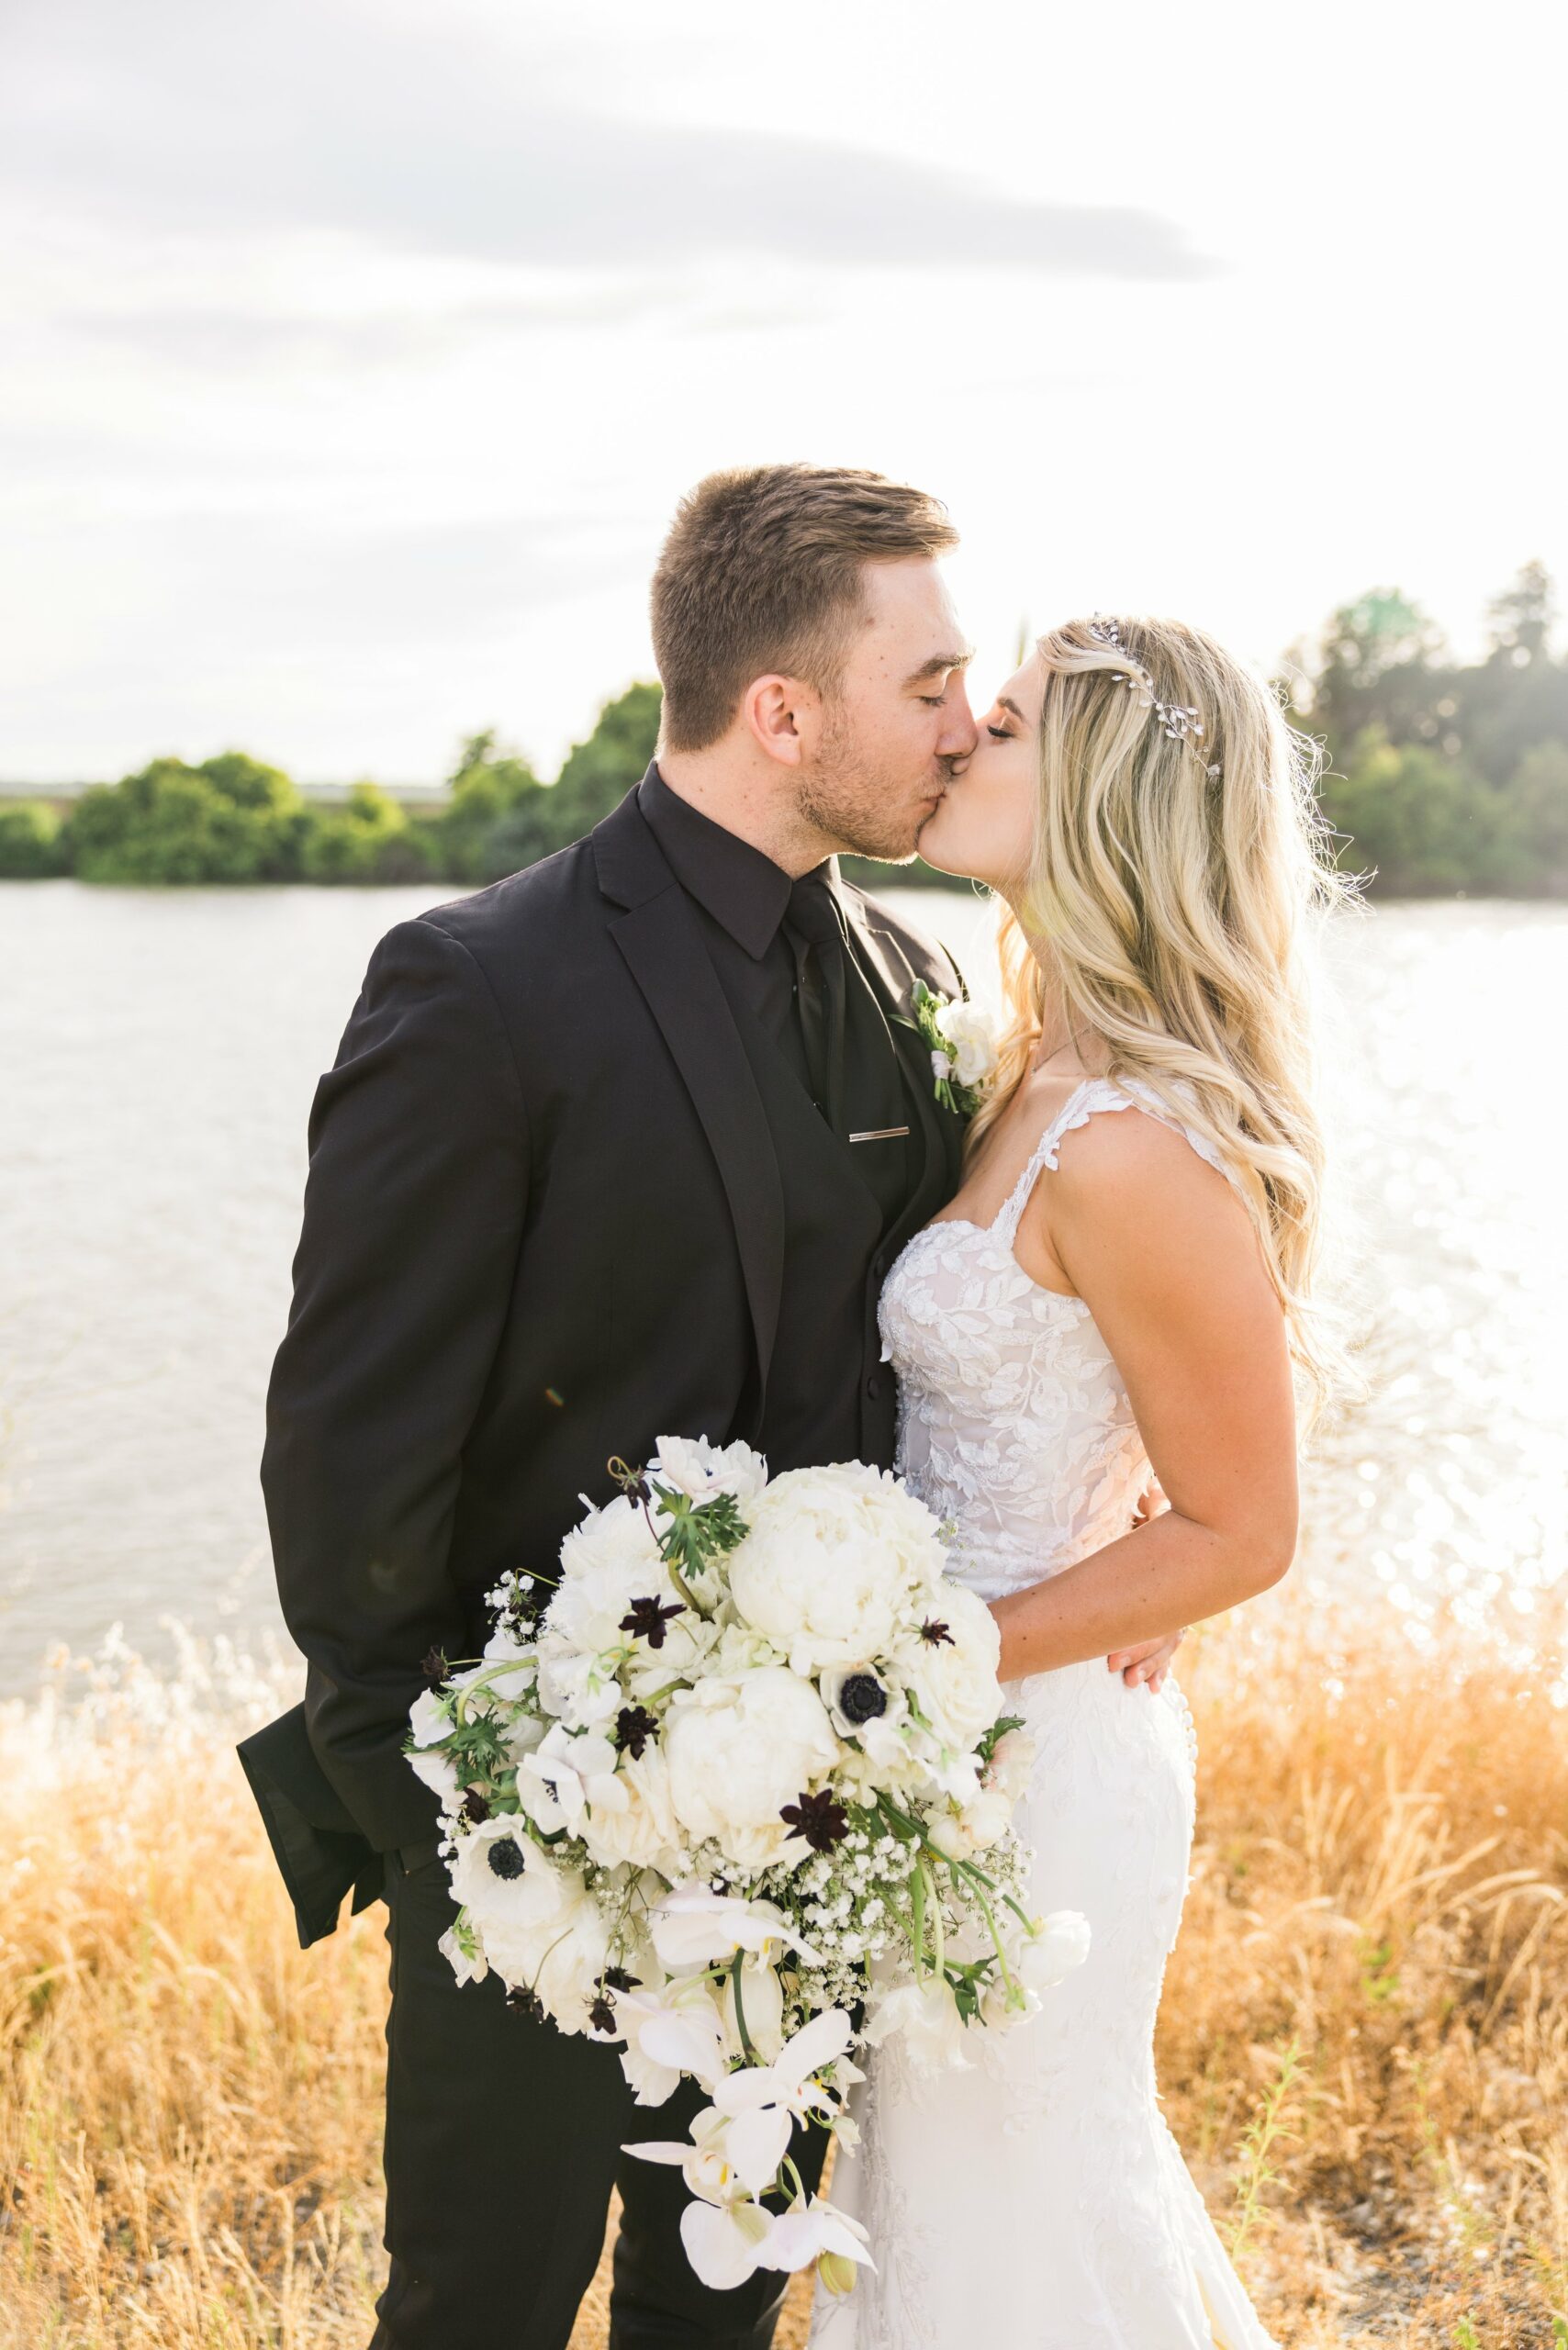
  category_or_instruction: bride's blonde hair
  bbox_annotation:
[971,615,1349,1418]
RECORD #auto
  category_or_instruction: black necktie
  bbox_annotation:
[787,869,847,1131]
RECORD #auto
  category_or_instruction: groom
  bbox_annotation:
[253,464,980,2347]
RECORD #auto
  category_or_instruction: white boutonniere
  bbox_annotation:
[903,979,999,1118]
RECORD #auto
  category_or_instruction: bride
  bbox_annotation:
[813,615,1341,2349]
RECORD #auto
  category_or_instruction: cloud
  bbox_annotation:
[0,0,1212,284]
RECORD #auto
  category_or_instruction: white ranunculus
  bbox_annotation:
[650,1435,769,1512]
[558,1490,664,1585]
[861,1976,973,2076]
[664,1670,842,1868]
[577,1744,682,1874]
[728,1464,947,1676]
[895,1583,1003,1753]
[933,995,999,1089]
[1017,1908,1092,1994]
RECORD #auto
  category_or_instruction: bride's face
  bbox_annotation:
[916,654,1043,891]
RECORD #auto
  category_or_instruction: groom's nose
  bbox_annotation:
[937,678,979,765]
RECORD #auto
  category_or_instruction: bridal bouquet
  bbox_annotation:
[406,1438,1090,2300]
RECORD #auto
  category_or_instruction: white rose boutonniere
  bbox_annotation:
[904,979,999,1117]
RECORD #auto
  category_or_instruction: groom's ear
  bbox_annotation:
[743,672,820,768]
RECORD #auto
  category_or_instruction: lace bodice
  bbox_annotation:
[880,1079,1226,1599]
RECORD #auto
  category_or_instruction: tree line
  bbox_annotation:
[3,566,1564,895]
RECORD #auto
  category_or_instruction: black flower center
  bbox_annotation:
[838,1672,888,1726]
[487,1838,526,1880]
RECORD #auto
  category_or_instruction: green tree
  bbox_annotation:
[0,803,69,878]
[301,783,433,884]
[434,730,543,883]
[67,755,307,883]
[1495,742,1568,894]
[1291,589,1455,762]
[1319,728,1503,896]
[480,681,663,874]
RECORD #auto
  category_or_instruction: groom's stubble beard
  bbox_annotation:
[793,701,951,865]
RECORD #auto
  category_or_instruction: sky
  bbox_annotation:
[2,0,1563,784]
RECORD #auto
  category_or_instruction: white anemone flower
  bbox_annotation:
[650,1434,769,1511]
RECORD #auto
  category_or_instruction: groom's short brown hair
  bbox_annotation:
[651,464,958,754]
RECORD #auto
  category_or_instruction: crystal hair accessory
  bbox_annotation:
[1086,618,1223,780]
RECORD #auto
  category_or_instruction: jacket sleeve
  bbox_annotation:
[261,915,528,1852]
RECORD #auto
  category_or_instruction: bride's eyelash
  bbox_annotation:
[987,724,1011,741]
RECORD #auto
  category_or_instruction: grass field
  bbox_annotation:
[2,1618,1564,2348]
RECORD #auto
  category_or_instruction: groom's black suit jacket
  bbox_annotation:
[252,771,964,1903]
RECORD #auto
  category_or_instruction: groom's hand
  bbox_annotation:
[1106,1628,1184,1692]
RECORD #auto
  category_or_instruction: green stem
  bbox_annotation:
[729,1951,756,2063]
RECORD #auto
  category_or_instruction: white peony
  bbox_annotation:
[895,1583,1004,1753]
[728,1464,947,1676]
[664,1670,842,1869]
[557,1490,664,1587]
[576,1744,682,1874]
[933,995,999,1089]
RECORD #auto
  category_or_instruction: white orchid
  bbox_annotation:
[707,2007,856,2194]
[611,1978,730,2105]
[763,2195,875,2292]
[862,1976,974,2076]
[623,2109,780,2291]
[647,1884,823,1974]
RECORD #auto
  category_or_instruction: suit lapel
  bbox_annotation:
[841,897,967,1222]
[594,793,786,1412]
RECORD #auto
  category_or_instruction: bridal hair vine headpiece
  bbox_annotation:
[1086,619,1222,780]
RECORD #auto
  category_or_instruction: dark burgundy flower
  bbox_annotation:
[619,1595,686,1650]
[419,1645,449,1689]
[506,1985,543,2020]
[614,1705,660,1759]
[837,1672,888,1725]
[780,1789,851,1852]
[462,1787,491,1825]
[604,1966,641,1994]
[919,1617,956,1648]
[588,1994,618,2035]
[487,1839,526,1880]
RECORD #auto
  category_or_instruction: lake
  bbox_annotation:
[2,881,1565,1695]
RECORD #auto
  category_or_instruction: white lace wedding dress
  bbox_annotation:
[812,1079,1278,2350]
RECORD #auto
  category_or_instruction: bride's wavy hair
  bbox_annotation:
[970,614,1351,1419]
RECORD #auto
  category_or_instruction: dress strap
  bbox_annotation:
[991,1076,1230,1248]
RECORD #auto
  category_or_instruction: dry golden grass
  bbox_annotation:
[1,1622,1564,2350]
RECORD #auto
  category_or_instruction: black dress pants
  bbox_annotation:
[370,1849,827,2349]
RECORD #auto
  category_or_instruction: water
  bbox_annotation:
[2,882,1565,1694]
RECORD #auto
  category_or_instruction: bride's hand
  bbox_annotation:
[1106,1628,1184,1693]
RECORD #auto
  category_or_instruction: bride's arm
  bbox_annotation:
[990,1107,1298,1681]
